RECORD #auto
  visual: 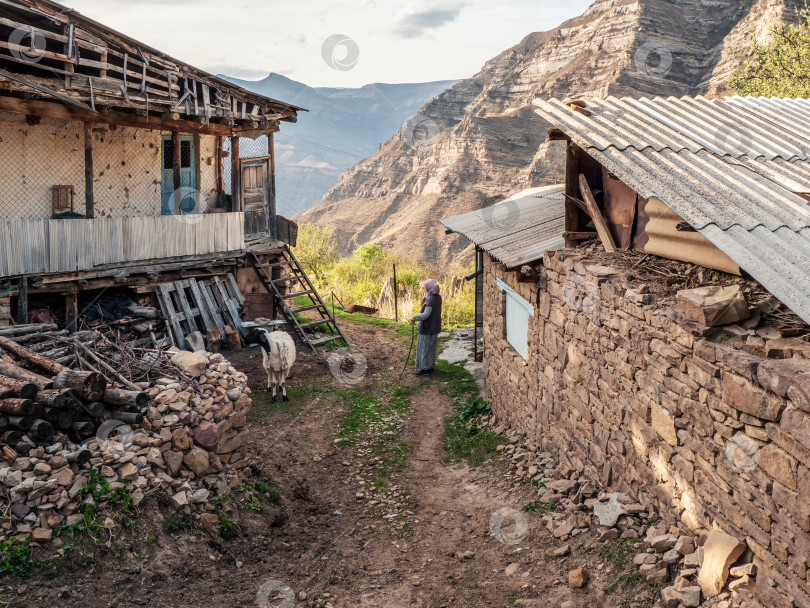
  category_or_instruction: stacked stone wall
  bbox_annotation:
[483,249,810,608]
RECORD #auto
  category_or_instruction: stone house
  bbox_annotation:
[0,0,305,331]
[442,96,810,608]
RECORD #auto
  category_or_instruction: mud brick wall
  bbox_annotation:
[482,249,810,608]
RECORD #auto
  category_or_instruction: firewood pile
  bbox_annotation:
[0,324,253,544]
[0,323,173,454]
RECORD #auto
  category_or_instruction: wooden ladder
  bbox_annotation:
[248,246,347,353]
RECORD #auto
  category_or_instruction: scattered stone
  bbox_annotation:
[552,544,571,558]
[592,493,627,527]
[697,530,746,597]
[647,534,678,552]
[568,568,588,588]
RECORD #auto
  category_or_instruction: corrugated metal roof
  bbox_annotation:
[533,95,810,325]
[441,185,565,268]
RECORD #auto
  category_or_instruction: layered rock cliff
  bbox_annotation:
[297,0,800,263]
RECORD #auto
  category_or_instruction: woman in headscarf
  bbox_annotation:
[411,279,442,376]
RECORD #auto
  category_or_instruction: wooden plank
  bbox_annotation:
[578,173,616,253]
[225,273,245,304]
[199,282,226,335]
[84,122,94,218]
[65,293,78,333]
[156,284,186,349]
[212,277,244,335]
[172,280,199,335]
[187,280,216,331]
[230,136,241,212]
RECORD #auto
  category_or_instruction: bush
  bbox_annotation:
[306,239,475,327]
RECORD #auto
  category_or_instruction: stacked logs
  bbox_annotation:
[0,327,149,455]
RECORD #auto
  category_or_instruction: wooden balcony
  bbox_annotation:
[0,212,245,278]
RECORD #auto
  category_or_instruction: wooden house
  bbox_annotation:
[0,0,308,333]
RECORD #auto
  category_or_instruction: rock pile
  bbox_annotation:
[0,350,251,544]
[484,419,762,608]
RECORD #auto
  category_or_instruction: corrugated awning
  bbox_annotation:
[533,95,810,326]
[441,185,565,268]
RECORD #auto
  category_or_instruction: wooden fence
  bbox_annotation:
[0,212,245,277]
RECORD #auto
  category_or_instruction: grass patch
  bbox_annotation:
[589,537,646,593]
[435,360,478,400]
[336,384,415,493]
[164,514,194,533]
[443,396,507,466]
[589,537,640,569]
[385,514,413,539]
[0,537,46,577]
[57,470,136,541]
[523,501,559,514]
[605,568,646,592]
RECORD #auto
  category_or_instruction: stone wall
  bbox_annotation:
[482,249,810,608]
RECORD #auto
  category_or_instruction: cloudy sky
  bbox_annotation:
[58,0,594,88]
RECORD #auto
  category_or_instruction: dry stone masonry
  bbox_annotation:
[483,248,810,608]
[0,350,251,544]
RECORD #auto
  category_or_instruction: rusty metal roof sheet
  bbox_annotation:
[533,95,810,325]
[441,185,565,268]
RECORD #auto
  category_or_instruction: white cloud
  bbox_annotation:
[59,0,593,87]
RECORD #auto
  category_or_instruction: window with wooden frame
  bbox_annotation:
[52,185,75,216]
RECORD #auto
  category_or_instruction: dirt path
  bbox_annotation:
[8,317,659,608]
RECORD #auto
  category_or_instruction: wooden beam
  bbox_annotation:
[16,278,27,325]
[564,142,581,248]
[172,131,181,214]
[268,132,277,239]
[563,231,598,241]
[65,293,78,333]
[578,174,616,253]
[230,136,241,212]
[215,135,223,204]
[84,122,94,218]
[0,94,241,136]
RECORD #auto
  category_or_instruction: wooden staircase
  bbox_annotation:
[248,246,347,352]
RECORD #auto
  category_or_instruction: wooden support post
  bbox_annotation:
[564,142,580,248]
[578,174,617,253]
[172,131,181,214]
[394,264,399,323]
[65,293,78,334]
[215,135,224,205]
[268,132,277,239]
[16,278,27,325]
[84,122,94,218]
[230,136,241,212]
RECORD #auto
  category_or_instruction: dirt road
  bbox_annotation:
[7,317,659,608]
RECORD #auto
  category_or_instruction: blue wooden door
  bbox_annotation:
[161,135,197,214]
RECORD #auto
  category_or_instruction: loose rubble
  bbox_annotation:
[477,413,761,608]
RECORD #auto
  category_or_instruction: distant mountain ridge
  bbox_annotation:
[224,73,458,216]
[296,0,801,263]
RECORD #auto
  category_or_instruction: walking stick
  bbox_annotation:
[400,322,416,380]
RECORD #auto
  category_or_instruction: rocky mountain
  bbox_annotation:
[296,0,800,263]
[224,73,457,217]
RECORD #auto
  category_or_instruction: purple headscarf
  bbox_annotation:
[423,279,440,296]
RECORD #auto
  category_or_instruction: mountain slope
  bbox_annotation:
[225,73,457,216]
[297,0,800,262]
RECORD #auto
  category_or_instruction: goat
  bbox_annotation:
[244,328,297,402]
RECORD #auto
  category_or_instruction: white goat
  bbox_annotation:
[245,328,296,402]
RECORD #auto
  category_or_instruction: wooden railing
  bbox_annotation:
[0,212,245,277]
